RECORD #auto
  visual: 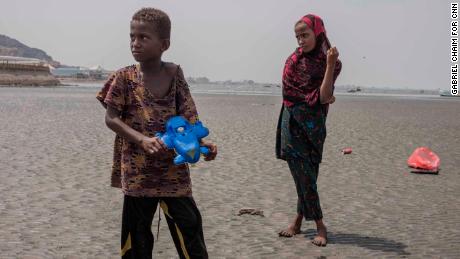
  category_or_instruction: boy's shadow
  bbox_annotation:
[301,229,410,256]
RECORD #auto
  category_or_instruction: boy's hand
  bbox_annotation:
[140,136,168,155]
[326,46,339,67]
[201,140,217,161]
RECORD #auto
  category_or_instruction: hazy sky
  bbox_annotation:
[0,0,453,89]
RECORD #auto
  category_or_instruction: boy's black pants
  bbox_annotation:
[121,195,208,259]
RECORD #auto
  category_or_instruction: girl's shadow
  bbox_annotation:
[302,229,410,256]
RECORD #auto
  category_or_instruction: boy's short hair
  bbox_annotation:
[132,8,171,39]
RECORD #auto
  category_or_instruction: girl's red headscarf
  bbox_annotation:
[282,14,342,109]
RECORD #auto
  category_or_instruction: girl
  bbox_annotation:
[276,14,342,247]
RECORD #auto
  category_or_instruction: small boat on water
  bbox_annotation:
[439,90,460,97]
[347,86,361,93]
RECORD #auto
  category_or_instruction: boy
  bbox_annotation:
[97,8,217,259]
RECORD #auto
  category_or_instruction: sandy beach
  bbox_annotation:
[1,86,459,258]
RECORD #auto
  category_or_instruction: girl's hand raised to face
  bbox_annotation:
[326,47,339,67]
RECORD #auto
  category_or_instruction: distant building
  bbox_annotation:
[51,65,112,80]
[0,55,60,86]
[0,55,47,65]
[0,55,52,73]
[51,67,87,77]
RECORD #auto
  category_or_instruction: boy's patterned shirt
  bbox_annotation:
[97,64,198,197]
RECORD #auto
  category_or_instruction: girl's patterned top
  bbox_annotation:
[277,14,342,163]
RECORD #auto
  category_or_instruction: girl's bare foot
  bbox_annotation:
[278,224,301,237]
[312,220,327,246]
[278,214,303,237]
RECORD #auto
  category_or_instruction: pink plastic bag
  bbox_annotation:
[407,147,440,173]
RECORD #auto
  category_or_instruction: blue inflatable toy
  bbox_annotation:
[156,116,210,165]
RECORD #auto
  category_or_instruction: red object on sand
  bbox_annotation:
[342,148,352,154]
[407,147,440,172]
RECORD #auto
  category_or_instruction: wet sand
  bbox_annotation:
[1,87,459,258]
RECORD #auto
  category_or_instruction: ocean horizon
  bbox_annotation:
[28,81,456,100]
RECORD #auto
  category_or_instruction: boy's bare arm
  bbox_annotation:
[105,106,167,154]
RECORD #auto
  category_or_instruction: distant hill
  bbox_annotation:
[0,34,60,67]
